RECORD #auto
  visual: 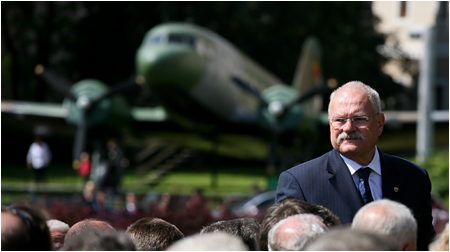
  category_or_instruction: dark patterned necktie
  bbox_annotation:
[357,167,374,204]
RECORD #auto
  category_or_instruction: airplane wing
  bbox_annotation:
[2,100,168,122]
[1,100,67,118]
[130,106,168,122]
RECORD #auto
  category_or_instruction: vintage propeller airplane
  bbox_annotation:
[2,22,336,181]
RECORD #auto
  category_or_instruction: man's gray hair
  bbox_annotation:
[166,232,249,251]
[61,230,136,251]
[328,81,381,115]
[47,219,70,232]
[304,226,397,251]
[268,214,328,251]
[351,199,417,250]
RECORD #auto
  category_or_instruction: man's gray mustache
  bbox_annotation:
[337,132,365,143]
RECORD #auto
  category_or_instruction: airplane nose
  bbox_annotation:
[135,45,207,91]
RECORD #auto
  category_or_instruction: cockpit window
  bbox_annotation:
[144,35,165,45]
[143,34,195,48]
[168,34,195,47]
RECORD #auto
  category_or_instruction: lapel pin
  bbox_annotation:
[394,187,399,192]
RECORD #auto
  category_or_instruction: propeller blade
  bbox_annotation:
[73,111,88,162]
[285,78,337,110]
[35,64,77,101]
[266,120,280,171]
[232,77,269,106]
[91,76,143,106]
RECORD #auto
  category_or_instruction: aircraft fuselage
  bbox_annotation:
[136,23,284,130]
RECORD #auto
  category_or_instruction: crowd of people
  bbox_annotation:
[1,198,448,250]
[4,80,446,250]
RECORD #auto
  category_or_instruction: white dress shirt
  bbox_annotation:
[26,142,52,169]
[340,147,382,201]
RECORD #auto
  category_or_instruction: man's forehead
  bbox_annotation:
[330,89,371,112]
[335,86,368,99]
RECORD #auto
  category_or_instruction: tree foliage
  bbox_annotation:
[2,2,402,105]
[413,149,449,207]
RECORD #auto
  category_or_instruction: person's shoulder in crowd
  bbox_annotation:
[282,150,334,173]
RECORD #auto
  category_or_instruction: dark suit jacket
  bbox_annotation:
[275,148,436,251]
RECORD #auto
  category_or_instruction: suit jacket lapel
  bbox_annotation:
[379,150,403,201]
[326,150,364,212]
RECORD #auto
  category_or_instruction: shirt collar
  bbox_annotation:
[340,147,382,176]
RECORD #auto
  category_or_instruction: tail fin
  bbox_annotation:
[292,36,323,90]
[291,36,324,116]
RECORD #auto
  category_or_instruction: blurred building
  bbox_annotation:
[372,1,448,110]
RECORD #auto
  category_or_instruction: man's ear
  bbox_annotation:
[377,112,385,136]
[401,241,415,251]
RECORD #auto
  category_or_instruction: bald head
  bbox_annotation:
[1,205,52,251]
[1,210,29,250]
[357,203,390,222]
[65,219,115,243]
[268,214,328,251]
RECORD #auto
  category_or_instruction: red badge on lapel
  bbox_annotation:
[394,187,399,192]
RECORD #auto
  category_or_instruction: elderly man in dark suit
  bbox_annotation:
[275,81,435,250]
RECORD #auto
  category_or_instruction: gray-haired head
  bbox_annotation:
[328,81,381,116]
[47,219,70,233]
[304,226,397,251]
[166,232,249,251]
[61,229,136,251]
[47,219,70,249]
[268,213,328,251]
[351,199,418,250]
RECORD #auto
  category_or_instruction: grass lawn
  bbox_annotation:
[2,123,448,207]
[124,165,269,196]
[1,162,269,205]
